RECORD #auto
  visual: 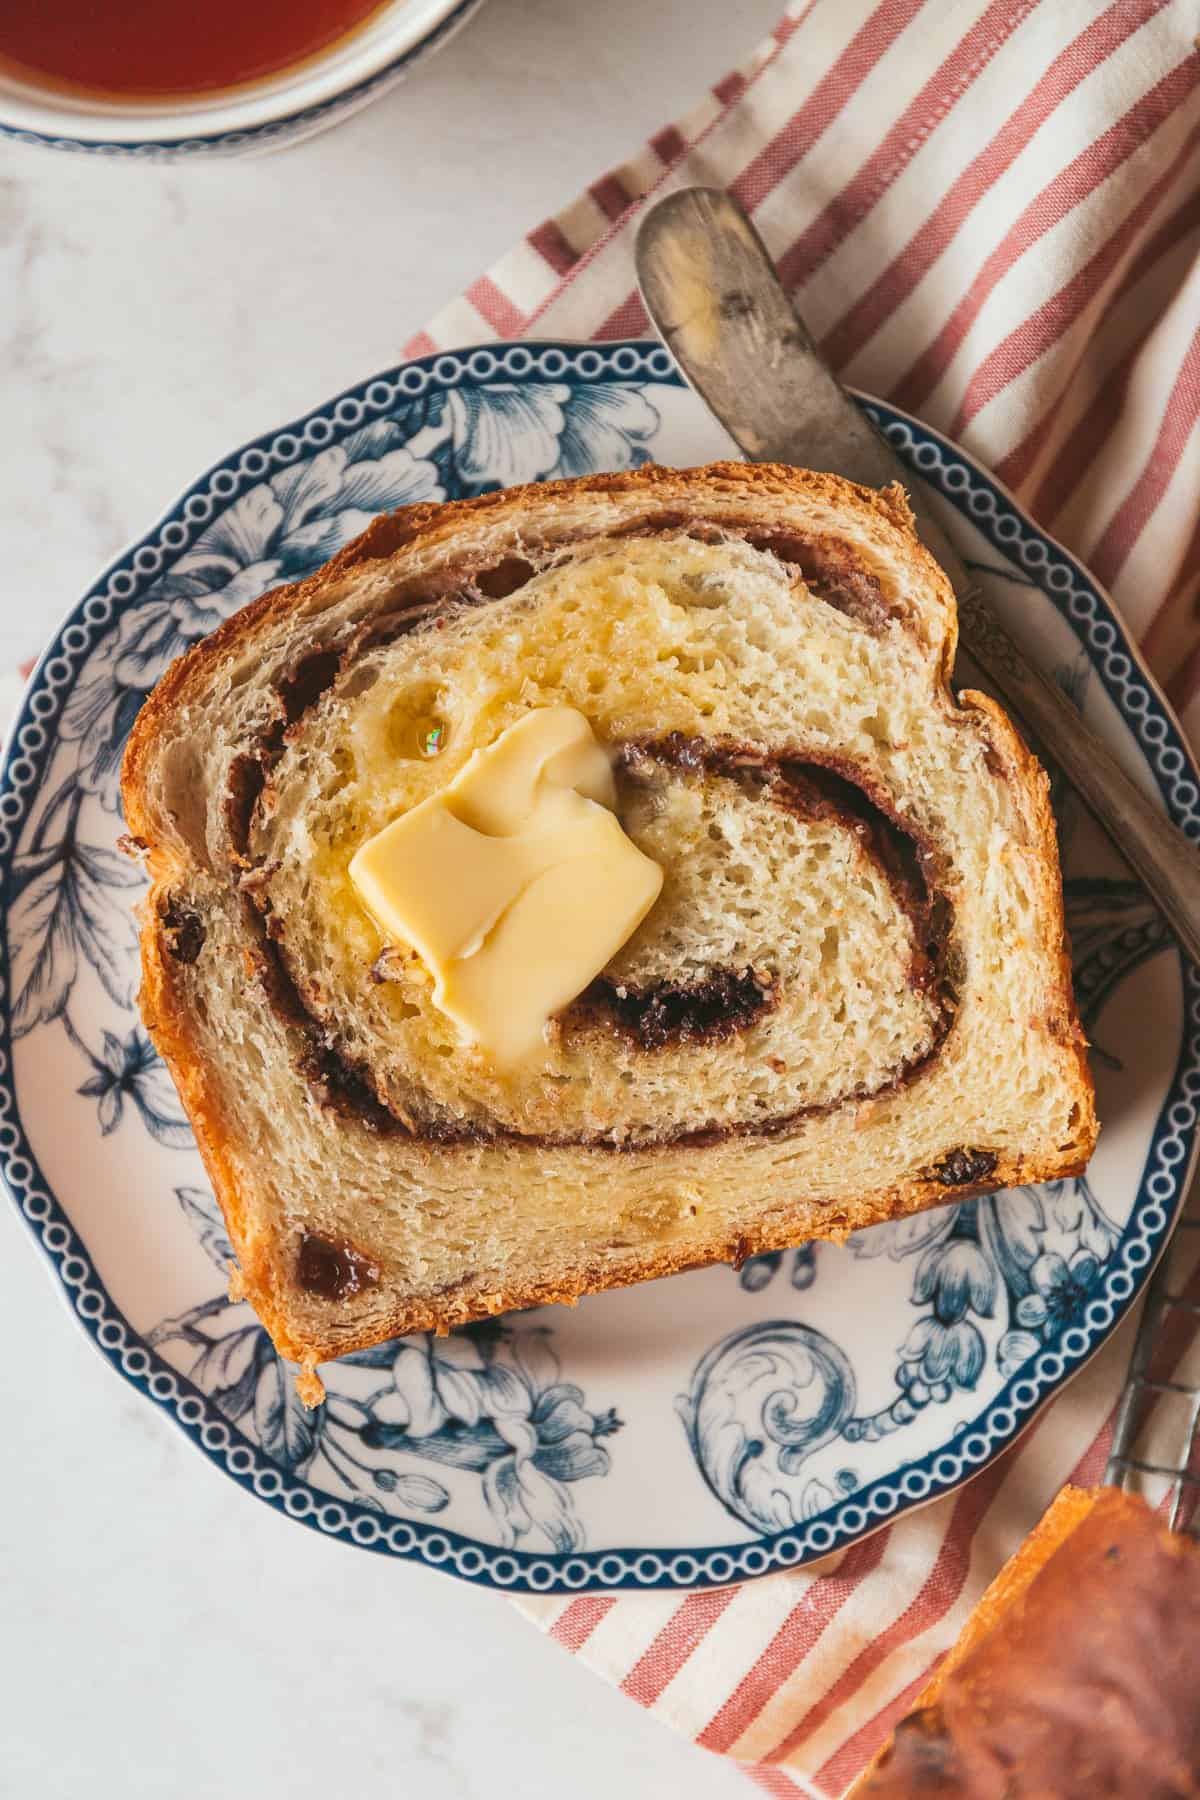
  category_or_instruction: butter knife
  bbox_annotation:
[635,186,1200,967]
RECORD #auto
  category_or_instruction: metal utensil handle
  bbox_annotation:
[634,186,1200,967]
[959,587,1200,967]
[1106,1202,1200,1534]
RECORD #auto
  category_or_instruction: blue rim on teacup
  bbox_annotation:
[0,0,485,158]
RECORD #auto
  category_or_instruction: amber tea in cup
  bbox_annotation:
[0,0,393,99]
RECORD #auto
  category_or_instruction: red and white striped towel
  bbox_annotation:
[408,2,1200,1793]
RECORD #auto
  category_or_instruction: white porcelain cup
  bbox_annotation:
[0,0,483,159]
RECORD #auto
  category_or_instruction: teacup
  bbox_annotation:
[0,0,483,160]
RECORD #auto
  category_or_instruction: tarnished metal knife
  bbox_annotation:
[635,185,1200,967]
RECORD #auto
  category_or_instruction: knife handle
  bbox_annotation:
[635,186,1200,969]
[635,187,975,593]
[959,589,1200,967]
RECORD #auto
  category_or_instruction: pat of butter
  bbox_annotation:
[348,707,663,1066]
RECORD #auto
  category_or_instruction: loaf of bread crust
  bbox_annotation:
[849,1485,1200,1797]
[122,462,1097,1396]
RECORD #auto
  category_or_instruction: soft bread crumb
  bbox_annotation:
[121,463,1097,1369]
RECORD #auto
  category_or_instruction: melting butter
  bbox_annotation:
[348,706,663,1066]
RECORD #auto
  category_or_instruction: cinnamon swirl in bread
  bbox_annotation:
[122,463,1097,1396]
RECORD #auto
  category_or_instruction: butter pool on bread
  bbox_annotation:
[121,462,1097,1399]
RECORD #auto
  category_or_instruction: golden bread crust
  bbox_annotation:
[122,461,1097,1389]
[849,1486,1200,1797]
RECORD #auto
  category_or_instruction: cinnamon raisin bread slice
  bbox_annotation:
[122,463,1097,1398]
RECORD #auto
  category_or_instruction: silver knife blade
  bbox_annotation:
[635,185,1200,968]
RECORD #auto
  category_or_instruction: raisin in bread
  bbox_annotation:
[122,463,1097,1397]
[849,1486,1200,1797]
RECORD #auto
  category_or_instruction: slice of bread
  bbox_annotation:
[122,463,1097,1397]
[848,1485,1200,1796]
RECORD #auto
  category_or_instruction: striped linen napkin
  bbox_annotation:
[406,2,1200,1794]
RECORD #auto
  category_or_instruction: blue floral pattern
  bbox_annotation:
[8,785,143,1035]
[2,341,1197,1589]
[679,1323,858,1532]
[705,659,1148,1518]
[72,1022,192,1147]
[151,1189,619,1547]
[689,1169,1123,1530]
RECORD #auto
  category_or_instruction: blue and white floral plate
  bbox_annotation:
[4,340,1198,1594]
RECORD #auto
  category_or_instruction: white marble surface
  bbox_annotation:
[0,3,784,1794]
